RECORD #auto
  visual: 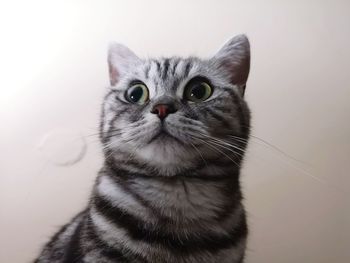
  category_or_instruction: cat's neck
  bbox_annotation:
[95,161,242,225]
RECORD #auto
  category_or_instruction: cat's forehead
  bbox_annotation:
[132,57,208,97]
[145,57,198,80]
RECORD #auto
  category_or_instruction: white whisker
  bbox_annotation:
[198,133,246,154]
[196,138,240,167]
[188,141,208,167]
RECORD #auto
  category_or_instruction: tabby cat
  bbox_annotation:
[35,34,251,263]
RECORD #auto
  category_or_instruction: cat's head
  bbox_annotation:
[100,35,251,176]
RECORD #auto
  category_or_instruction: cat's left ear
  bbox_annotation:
[212,34,250,96]
[108,43,141,86]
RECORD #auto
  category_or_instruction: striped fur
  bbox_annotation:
[35,35,251,262]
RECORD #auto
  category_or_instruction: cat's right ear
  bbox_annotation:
[212,35,250,96]
[108,43,141,86]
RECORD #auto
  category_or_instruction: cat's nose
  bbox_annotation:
[151,104,177,120]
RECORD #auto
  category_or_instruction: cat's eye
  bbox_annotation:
[125,83,149,105]
[184,79,213,102]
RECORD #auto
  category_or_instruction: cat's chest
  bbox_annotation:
[93,174,245,263]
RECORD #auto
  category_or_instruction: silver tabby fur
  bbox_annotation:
[35,34,251,263]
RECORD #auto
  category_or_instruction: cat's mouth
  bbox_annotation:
[147,127,183,145]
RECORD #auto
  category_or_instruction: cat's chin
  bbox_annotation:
[135,138,196,176]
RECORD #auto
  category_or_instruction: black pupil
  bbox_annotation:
[191,84,206,99]
[130,86,143,102]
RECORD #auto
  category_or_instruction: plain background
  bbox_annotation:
[1,0,349,262]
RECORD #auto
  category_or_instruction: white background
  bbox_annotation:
[0,1,349,262]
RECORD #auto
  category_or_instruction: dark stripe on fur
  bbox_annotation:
[85,217,138,262]
[62,219,83,263]
[162,59,170,80]
[34,225,71,262]
[171,77,181,92]
[219,86,250,137]
[205,108,232,129]
[171,59,179,75]
[103,173,173,223]
[103,169,241,225]
[99,90,117,142]
[34,210,87,263]
[93,195,246,254]
[183,60,193,79]
[154,60,161,74]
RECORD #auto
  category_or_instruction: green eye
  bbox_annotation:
[126,83,149,104]
[184,80,213,102]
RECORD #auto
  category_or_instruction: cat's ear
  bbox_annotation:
[108,43,141,86]
[212,34,250,95]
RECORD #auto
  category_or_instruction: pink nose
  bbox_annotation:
[151,104,176,120]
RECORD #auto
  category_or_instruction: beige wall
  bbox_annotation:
[1,1,349,262]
